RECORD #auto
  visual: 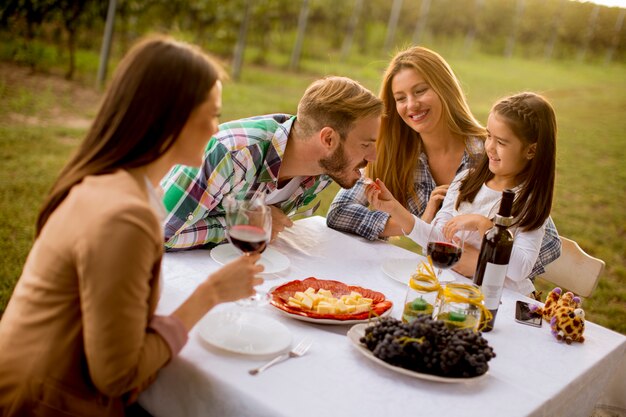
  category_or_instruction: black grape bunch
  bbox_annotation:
[359,316,495,378]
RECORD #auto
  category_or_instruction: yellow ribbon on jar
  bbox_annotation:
[408,257,442,295]
[439,282,493,332]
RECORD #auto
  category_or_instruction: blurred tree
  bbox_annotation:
[96,0,115,88]
[605,8,625,64]
[544,0,565,60]
[1,0,624,78]
[578,3,600,62]
[384,0,402,52]
[477,0,516,55]
[232,0,251,80]
[464,0,485,57]
[412,0,431,45]
[340,0,364,61]
[56,0,92,79]
[290,0,308,71]
[1,0,58,69]
[505,0,525,58]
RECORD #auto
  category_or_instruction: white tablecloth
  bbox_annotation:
[140,217,626,417]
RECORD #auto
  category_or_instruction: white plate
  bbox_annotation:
[272,304,392,325]
[381,258,419,285]
[197,311,292,356]
[347,323,488,383]
[211,243,290,274]
[381,258,455,284]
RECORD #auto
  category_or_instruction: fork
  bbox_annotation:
[248,338,312,375]
[287,201,321,219]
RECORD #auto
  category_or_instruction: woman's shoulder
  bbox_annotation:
[78,170,144,201]
[67,171,160,235]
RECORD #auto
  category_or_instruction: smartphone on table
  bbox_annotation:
[515,300,542,328]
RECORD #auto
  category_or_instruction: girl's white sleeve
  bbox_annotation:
[507,223,546,282]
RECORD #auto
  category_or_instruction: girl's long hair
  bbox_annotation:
[367,46,486,209]
[36,36,223,235]
[456,92,557,231]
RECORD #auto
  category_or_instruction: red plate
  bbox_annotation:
[269,277,393,321]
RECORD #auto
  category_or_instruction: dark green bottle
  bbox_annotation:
[473,189,515,332]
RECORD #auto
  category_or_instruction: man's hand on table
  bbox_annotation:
[270,205,293,241]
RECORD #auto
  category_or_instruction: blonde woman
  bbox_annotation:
[327,46,560,280]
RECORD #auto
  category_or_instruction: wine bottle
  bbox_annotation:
[473,189,515,332]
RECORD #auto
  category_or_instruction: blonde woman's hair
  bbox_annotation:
[367,46,486,209]
[296,76,382,139]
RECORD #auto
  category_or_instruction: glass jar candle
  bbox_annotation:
[402,260,442,323]
[436,282,490,332]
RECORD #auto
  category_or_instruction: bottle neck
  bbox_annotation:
[494,214,513,227]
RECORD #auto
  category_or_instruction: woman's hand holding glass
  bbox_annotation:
[205,254,264,303]
[223,194,272,306]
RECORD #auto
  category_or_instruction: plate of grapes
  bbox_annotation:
[347,316,495,383]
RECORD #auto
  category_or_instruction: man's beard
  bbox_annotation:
[319,143,367,189]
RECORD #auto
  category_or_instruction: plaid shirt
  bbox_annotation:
[326,137,561,278]
[161,114,332,250]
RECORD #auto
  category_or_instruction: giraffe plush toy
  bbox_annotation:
[530,287,585,345]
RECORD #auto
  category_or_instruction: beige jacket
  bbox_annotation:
[0,170,176,416]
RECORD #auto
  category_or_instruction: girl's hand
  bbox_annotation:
[365,178,416,235]
[206,253,264,303]
[452,244,479,277]
[421,184,449,223]
[442,214,492,241]
[365,178,400,214]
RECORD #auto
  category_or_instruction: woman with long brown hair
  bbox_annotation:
[327,46,560,280]
[0,36,262,416]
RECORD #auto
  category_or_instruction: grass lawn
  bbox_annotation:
[1,51,625,334]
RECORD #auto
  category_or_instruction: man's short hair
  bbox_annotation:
[296,76,382,139]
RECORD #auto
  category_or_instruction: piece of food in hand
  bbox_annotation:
[288,287,373,315]
[363,177,381,191]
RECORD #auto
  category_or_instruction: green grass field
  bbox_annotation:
[1,50,625,333]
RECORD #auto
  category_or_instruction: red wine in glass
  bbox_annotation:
[228,225,268,254]
[427,241,462,269]
[223,194,272,307]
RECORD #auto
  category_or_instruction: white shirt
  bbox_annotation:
[406,170,546,295]
[265,177,304,205]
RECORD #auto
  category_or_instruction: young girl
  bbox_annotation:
[367,92,557,296]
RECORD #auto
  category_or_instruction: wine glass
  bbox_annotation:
[223,194,271,306]
[425,218,465,283]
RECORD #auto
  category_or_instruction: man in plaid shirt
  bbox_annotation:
[161,76,382,250]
